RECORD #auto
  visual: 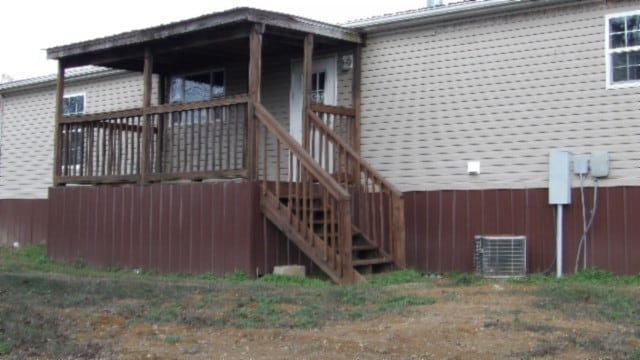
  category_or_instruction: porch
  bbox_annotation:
[47,8,405,284]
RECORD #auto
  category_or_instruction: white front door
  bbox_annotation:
[289,56,337,177]
[290,56,337,144]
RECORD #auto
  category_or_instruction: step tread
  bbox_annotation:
[352,244,378,251]
[353,257,392,266]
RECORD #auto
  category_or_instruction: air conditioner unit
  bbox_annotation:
[474,235,526,278]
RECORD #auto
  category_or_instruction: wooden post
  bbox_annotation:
[140,49,153,184]
[392,195,406,268]
[53,61,66,186]
[247,23,263,181]
[352,44,362,155]
[352,44,362,185]
[340,200,354,283]
[302,34,314,150]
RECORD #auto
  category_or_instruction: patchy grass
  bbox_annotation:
[0,245,439,358]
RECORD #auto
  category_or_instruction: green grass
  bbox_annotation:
[367,269,425,286]
[5,244,640,358]
[164,335,181,344]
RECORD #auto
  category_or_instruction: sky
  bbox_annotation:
[0,0,432,81]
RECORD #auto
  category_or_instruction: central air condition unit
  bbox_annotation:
[474,235,526,278]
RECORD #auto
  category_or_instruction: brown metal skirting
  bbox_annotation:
[404,187,640,276]
[0,199,49,246]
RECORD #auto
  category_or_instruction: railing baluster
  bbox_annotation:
[234,105,239,169]
[262,122,267,194]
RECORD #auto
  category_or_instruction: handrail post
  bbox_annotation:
[140,48,153,184]
[53,61,66,186]
[247,23,263,181]
[340,200,354,283]
[392,195,406,268]
[302,34,314,151]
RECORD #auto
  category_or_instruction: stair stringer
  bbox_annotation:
[260,192,366,285]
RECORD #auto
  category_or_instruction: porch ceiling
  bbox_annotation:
[46,7,362,74]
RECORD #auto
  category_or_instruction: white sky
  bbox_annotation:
[0,0,430,81]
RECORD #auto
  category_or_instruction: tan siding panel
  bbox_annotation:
[360,1,640,192]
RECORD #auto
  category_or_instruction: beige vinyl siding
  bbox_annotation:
[0,89,55,199]
[0,71,151,199]
[360,0,640,192]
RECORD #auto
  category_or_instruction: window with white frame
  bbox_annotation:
[606,12,640,87]
[63,94,85,115]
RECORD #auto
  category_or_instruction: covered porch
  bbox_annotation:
[47,8,404,284]
[48,8,362,185]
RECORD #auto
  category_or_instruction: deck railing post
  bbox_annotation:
[140,48,153,184]
[53,61,66,186]
[340,199,354,283]
[247,23,263,181]
[302,34,314,151]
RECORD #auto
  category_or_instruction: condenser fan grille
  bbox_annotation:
[474,235,526,278]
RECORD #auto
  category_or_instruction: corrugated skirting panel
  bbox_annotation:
[48,182,313,277]
[404,187,640,275]
[0,199,49,246]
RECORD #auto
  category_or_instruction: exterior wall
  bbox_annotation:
[48,182,315,276]
[360,0,640,192]
[404,186,640,276]
[0,199,48,246]
[0,71,151,199]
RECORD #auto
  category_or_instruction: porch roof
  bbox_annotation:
[46,7,362,73]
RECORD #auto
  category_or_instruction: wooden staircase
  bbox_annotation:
[253,103,405,284]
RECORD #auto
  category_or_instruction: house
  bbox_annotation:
[0,67,150,246]
[2,0,639,282]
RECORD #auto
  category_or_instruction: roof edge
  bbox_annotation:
[346,0,600,32]
[47,7,361,62]
[0,67,128,94]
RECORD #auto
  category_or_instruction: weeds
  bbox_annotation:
[448,271,481,286]
[367,269,425,286]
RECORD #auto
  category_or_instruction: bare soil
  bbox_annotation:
[43,282,638,359]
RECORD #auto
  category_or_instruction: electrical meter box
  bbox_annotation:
[549,149,572,205]
[590,151,610,178]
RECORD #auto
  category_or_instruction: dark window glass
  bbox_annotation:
[611,33,626,48]
[628,31,640,47]
[63,95,84,116]
[628,15,640,31]
[169,70,225,104]
[610,17,625,33]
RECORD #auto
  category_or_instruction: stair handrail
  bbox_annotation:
[254,103,350,201]
[254,103,357,283]
[306,109,406,268]
[306,109,402,197]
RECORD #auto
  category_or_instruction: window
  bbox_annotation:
[63,94,85,115]
[311,71,326,104]
[169,70,225,103]
[606,12,640,87]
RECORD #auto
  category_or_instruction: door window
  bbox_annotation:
[311,71,326,104]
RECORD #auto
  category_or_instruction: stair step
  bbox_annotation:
[352,244,377,251]
[353,257,392,266]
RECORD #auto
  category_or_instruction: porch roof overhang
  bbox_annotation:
[46,7,362,73]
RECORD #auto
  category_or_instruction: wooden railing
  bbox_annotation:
[310,104,356,150]
[306,109,406,268]
[253,103,357,284]
[56,95,249,184]
[146,95,249,181]
[57,109,144,184]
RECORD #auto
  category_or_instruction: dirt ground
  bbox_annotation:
[63,282,636,360]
